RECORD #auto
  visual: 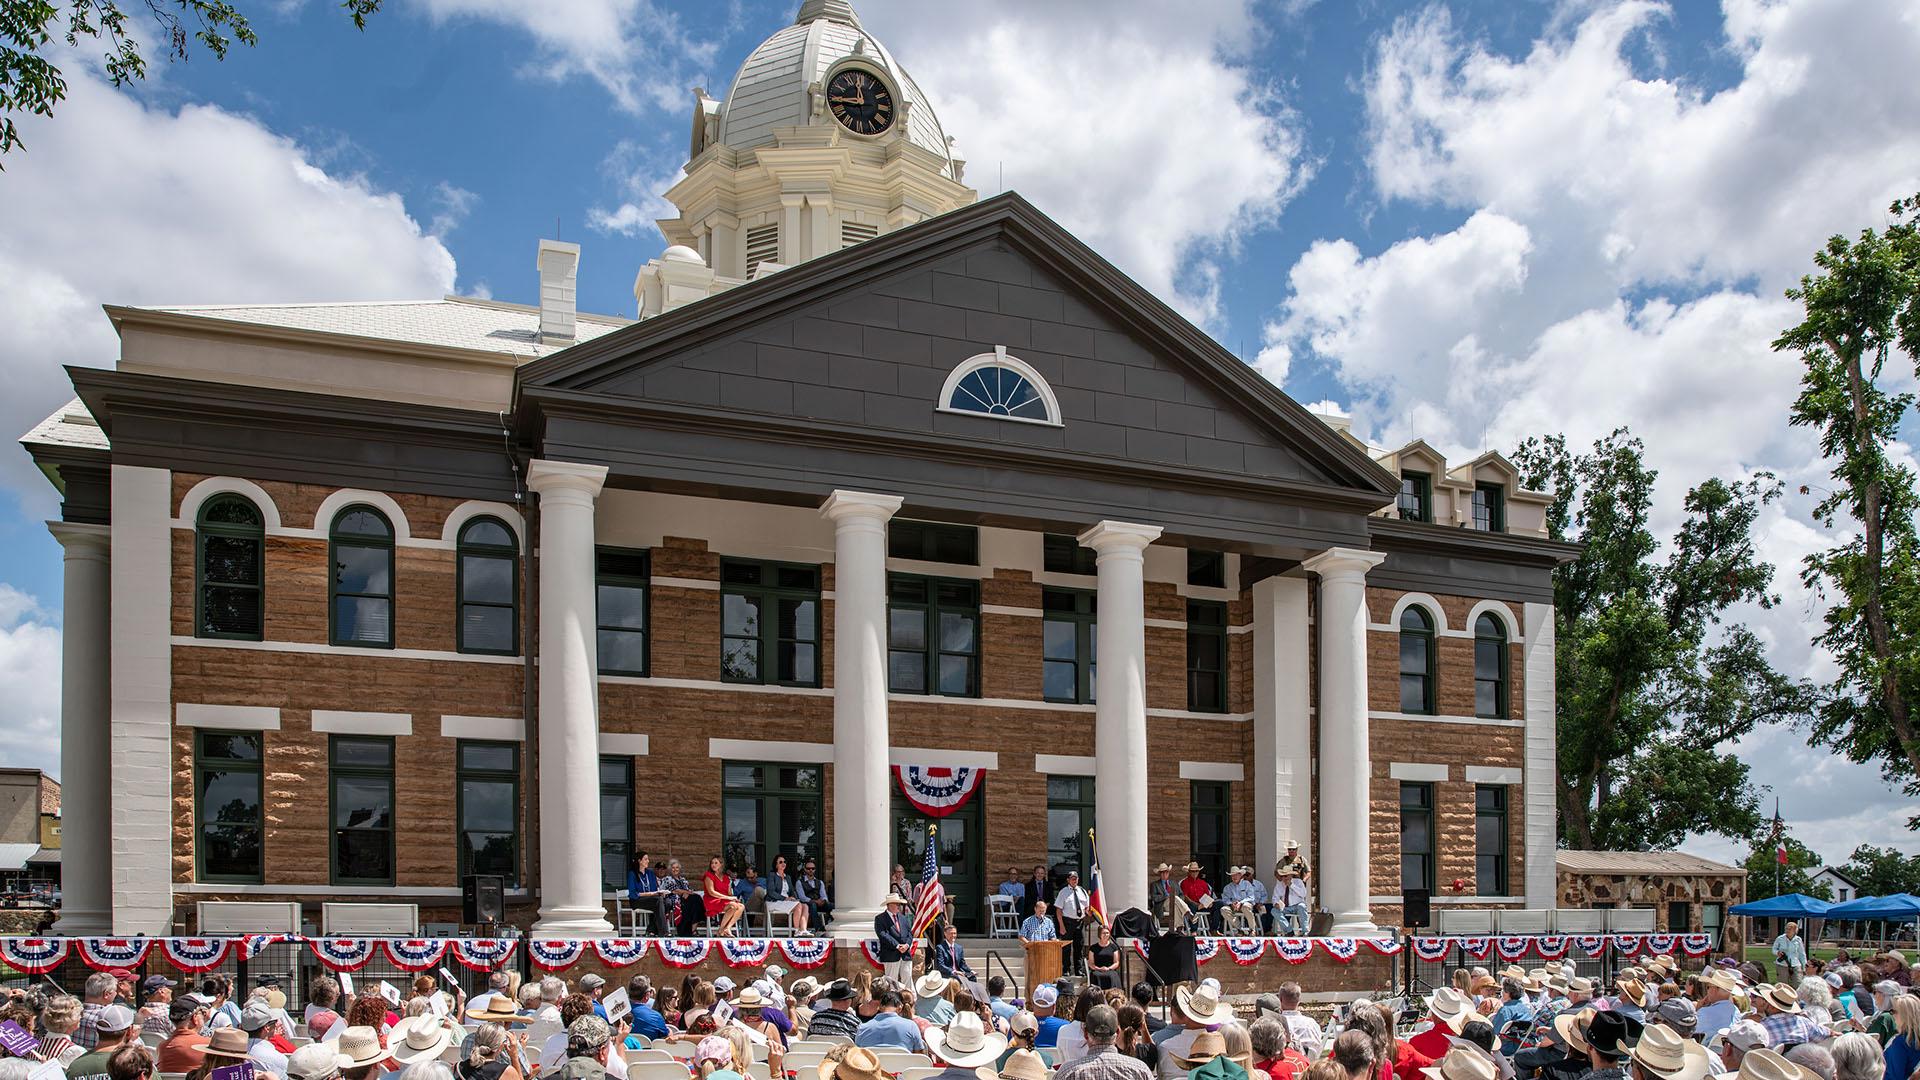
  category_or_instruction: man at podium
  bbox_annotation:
[1020,900,1059,942]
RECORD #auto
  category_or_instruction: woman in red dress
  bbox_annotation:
[702,855,746,936]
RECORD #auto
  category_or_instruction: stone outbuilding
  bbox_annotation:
[1557,850,1748,954]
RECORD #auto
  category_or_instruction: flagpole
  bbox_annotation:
[1774,797,1781,899]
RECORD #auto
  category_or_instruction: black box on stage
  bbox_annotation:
[1148,934,1199,986]
[463,875,504,925]
[1404,888,1431,929]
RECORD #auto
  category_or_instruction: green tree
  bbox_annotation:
[1776,195,1920,823]
[1741,834,1831,902]
[1838,844,1920,897]
[0,0,379,164]
[1513,429,1813,850]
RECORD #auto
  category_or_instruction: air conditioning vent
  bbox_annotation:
[745,224,780,276]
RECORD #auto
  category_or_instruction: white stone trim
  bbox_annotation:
[1147,708,1251,722]
[1465,766,1522,785]
[1522,602,1558,908]
[1143,618,1186,631]
[177,883,530,899]
[1464,599,1522,640]
[1386,592,1449,632]
[1370,710,1526,728]
[1175,584,1240,603]
[1033,570,1097,589]
[312,710,413,736]
[173,637,523,665]
[1178,761,1245,782]
[1370,895,1527,906]
[935,346,1064,427]
[652,576,720,591]
[175,476,285,531]
[1388,762,1450,782]
[176,704,282,730]
[709,738,834,762]
[111,464,174,935]
[600,674,833,696]
[981,605,1043,618]
[1253,574,1312,889]
[890,748,999,770]
[599,733,650,756]
[439,501,526,550]
[440,715,524,741]
[1228,623,1256,635]
[1034,754,1096,774]
[889,559,989,580]
[311,488,414,542]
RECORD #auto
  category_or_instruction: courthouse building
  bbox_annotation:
[22,0,1575,938]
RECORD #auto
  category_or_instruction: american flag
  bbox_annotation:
[1087,829,1110,928]
[911,824,946,940]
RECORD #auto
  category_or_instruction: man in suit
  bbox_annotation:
[796,859,834,927]
[874,895,914,983]
[934,924,977,984]
[1148,863,1183,930]
[1021,864,1052,921]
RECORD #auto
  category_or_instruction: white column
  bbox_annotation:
[822,490,902,935]
[50,521,112,935]
[527,459,613,935]
[1079,520,1162,914]
[1522,602,1558,907]
[109,465,174,935]
[1252,573,1312,880]
[1302,547,1387,937]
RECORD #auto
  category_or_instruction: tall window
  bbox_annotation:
[1702,903,1724,945]
[1042,588,1097,704]
[887,575,979,696]
[1400,782,1435,893]
[1042,534,1097,575]
[600,756,633,893]
[1399,607,1436,714]
[1668,901,1692,932]
[888,521,978,565]
[457,741,519,886]
[195,732,263,883]
[1397,472,1431,522]
[1187,550,1226,588]
[722,763,823,872]
[1190,781,1230,885]
[1472,483,1506,532]
[329,505,394,648]
[457,517,517,655]
[195,495,264,640]
[1186,600,1227,713]
[1046,776,1095,884]
[1475,784,1508,895]
[721,560,820,687]
[1474,613,1509,719]
[596,548,650,677]
[330,736,394,886]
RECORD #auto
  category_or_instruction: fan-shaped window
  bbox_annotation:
[457,517,518,655]
[937,348,1062,426]
[330,505,394,648]
[196,495,264,640]
[1398,606,1436,715]
[1474,613,1509,719]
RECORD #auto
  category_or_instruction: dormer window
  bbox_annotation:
[937,347,1062,426]
[1397,471,1431,523]
[1472,483,1506,532]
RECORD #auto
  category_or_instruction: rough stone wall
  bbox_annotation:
[1557,871,1748,954]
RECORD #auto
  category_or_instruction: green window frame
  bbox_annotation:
[1398,606,1436,715]
[457,517,518,655]
[887,521,979,565]
[329,504,395,648]
[1042,588,1097,704]
[1474,613,1509,719]
[722,762,824,873]
[1045,776,1095,884]
[1042,534,1097,575]
[1190,780,1231,885]
[1472,483,1506,532]
[887,574,979,697]
[720,559,821,687]
[194,731,263,884]
[1474,784,1508,896]
[1186,600,1228,713]
[600,756,634,893]
[1187,549,1226,588]
[195,494,265,640]
[457,740,520,887]
[1398,471,1432,522]
[329,736,395,886]
[1400,781,1435,894]
[596,547,650,677]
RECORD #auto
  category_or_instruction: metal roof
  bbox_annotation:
[20,398,109,453]
[1556,850,1746,876]
[0,843,39,871]
[131,296,629,360]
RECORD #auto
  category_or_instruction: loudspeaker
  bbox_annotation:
[1147,934,1199,987]
[1404,888,1432,929]
[463,875,505,925]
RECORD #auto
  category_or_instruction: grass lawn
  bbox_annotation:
[1742,943,1862,967]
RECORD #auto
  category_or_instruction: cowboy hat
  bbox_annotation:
[1427,988,1474,1028]
[389,1015,456,1066]
[983,1049,1053,1080]
[1470,974,1499,995]
[1616,978,1650,1008]
[823,980,856,1003]
[202,1029,253,1061]
[1565,977,1594,996]
[338,1026,395,1069]
[1545,975,1571,996]
[1758,984,1801,1014]
[883,894,910,907]
[1183,861,1203,872]
[1497,966,1528,982]
[1154,863,1173,873]
[1176,1031,1247,1068]
[287,1041,352,1080]
[916,972,952,1000]
[819,1046,891,1080]
[1554,1012,1592,1055]
[1420,1045,1498,1080]
[1542,961,1565,975]
[928,1012,1010,1069]
[736,987,768,1009]
[790,977,823,1002]
[1629,1024,1711,1080]
[1703,970,1743,993]
[465,998,528,1025]
[1175,984,1235,1027]
[1586,1011,1644,1058]
[1736,1048,1816,1080]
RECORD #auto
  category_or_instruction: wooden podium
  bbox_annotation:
[1024,939,1067,999]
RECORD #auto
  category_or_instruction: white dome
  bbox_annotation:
[716,1,955,173]
[661,244,704,264]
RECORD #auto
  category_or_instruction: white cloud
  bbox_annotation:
[587,140,683,241]
[428,182,481,239]
[0,585,61,780]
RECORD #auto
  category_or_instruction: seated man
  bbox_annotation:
[795,860,833,926]
[1148,864,1184,930]
[734,865,767,923]
[935,925,977,983]
[1220,867,1267,933]
[1020,901,1059,943]
[1178,863,1223,931]
[854,989,925,1052]
[1271,852,1310,936]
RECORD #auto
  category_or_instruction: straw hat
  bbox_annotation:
[338,1026,396,1069]
[883,895,909,908]
[927,1012,1010,1069]
[1542,961,1565,976]
[1497,966,1528,982]
[465,997,527,1025]
[1554,1012,1592,1055]
[1420,1045,1498,1080]
[983,1049,1053,1080]
[1566,977,1595,997]
[916,972,952,1000]
[1184,862,1203,872]
[1628,1024,1711,1080]
[1427,988,1474,1029]
[1758,984,1801,1014]
[1703,970,1743,994]
[1616,978,1650,1008]
[389,1016,456,1066]
[1174,984,1235,1027]
[735,987,768,1010]
[1736,1048,1816,1080]
[1545,974,1571,996]
[1176,1031,1245,1068]
[1155,863,1173,874]
[819,1047,891,1080]
[202,1029,253,1061]
[286,1041,351,1080]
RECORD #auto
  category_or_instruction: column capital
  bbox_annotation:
[1077,520,1163,554]
[1302,546,1386,583]
[47,521,111,557]
[526,459,608,501]
[820,490,903,525]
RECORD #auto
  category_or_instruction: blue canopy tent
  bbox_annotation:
[1728,894,1835,916]
[1824,893,1920,918]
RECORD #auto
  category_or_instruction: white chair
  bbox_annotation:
[614,897,654,935]
[630,1063,697,1080]
[626,1049,676,1065]
[626,1036,654,1050]
[899,1069,945,1080]
[989,895,1020,939]
[139,1032,164,1048]
[1220,908,1260,935]
[663,1040,699,1059]
[873,1052,933,1073]
[746,1063,771,1080]
[764,904,801,937]
[785,1052,827,1074]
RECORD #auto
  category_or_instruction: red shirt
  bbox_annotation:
[1180,876,1212,903]
[704,871,734,916]
[1256,1050,1310,1080]
[1390,1040,1435,1080]
[1408,1023,1454,1063]
[155,1034,209,1073]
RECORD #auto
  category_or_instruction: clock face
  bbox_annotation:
[826,68,895,136]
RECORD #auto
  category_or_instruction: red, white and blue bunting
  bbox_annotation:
[528,940,587,971]
[1456,936,1494,960]
[381,939,449,971]
[861,940,891,969]
[0,938,69,974]
[1495,937,1535,962]
[1221,939,1268,965]
[1609,934,1645,958]
[1678,934,1713,957]
[1360,938,1403,957]
[1192,939,1220,965]
[779,939,833,969]
[160,938,232,973]
[74,938,152,971]
[719,938,773,968]
[450,939,517,971]
[309,938,377,972]
[1574,936,1609,958]
[659,939,713,969]
[592,939,651,967]
[893,766,984,819]
[1533,936,1570,960]
[1411,938,1452,963]
[1411,935,1670,961]
[1644,934,1677,956]
[1274,938,1316,964]
[240,934,288,961]
[1317,939,1361,964]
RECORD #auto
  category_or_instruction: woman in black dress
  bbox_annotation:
[1087,925,1122,990]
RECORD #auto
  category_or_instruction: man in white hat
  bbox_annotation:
[916,972,956,1025]
[1272,846,1311,935]
[1411,988,1477,1061]
[1750,984,1830,1049]
[1696,970,1743,1043]
[1155,984,1235,1079]
[337,1026,395,1080]
[1221,867,1267,935]
[1627,1022,1712,1080]
[1732,1047,1816,1080]
[287,1040,353,1080]
[926,1011,1010,1080]
[875,895,915,984]
[1421,1044,1499,1080]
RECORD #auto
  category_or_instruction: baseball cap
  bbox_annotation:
[1255,993,1284,1017]
[567,1015,612,1053]
[1009,1011,1039,1036]
[1032,985,1058,1008]
[143,975,177,992]
[1653,997,1697,1035]
[1084,1005,1118,1040]
[94,1005,137,1034]
[1711,1020,1768,1055]
[713,976,737,994]
[239,1002,277,1031]
[578,974,606,991]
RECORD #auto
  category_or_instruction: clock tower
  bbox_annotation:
[635,0,977,318]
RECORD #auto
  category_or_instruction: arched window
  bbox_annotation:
[937,348,1062,425]
[330,505,394,648]
[457,517,518,655]
[196,495,264,640]
[1474,613,1509,719]
[1398,606,1435,715]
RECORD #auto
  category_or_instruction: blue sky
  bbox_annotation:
[2,0,1918,864]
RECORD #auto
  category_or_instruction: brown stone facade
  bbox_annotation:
[1558,871,1748,954]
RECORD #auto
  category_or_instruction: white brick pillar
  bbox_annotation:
[1522,602,1559,907]
[1302,547,1386,936]
[1252,573,1312,882]
[821,490,902,935]
[109,465,174,934]
[1079,520,1163,914]
[528,459,613,935]
[50,521,112,935]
